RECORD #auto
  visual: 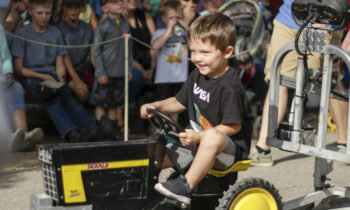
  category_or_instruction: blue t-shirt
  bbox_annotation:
[275,0,300,29]
[11,24,66,75]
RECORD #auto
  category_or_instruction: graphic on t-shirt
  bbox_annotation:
[45,41,53,58]
[194,103,213,130]
[167,45,187,64]
[193,83,210,103]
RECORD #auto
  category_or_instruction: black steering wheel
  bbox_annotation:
[147,109,184,140]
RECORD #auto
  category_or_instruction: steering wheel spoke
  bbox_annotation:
[147,109,184,142]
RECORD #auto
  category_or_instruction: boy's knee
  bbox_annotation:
[202,128,226,148]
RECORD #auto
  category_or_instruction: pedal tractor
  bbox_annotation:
[31,109,282,210]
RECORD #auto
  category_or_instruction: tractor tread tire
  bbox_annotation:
[215,177,283,210]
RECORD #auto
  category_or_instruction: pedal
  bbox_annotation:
[162,198,190,209]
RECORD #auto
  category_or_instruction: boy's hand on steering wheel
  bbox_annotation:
[140,104,156,119]
[179,129,200,146]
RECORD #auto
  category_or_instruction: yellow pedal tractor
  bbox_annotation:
[31,109,282,210]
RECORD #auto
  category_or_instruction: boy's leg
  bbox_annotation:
[154,129,227,204]
[185,129,226,188]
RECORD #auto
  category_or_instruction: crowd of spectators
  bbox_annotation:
[0,0,283,152]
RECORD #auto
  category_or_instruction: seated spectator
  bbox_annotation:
[199,0,225,16]
[11,0,97,142]
[56,0,94,101]
[1,23,44,152]
[54,0,97,30]
[79,0,98,30]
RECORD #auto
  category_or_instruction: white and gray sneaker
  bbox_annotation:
[9,129,25,152]
[22,128,44,151]
[154,175,192,205]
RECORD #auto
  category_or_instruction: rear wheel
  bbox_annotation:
[216,177,282,210]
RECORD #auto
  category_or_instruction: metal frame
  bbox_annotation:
[266,28,350,209]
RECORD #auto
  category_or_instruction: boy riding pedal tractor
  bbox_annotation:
[140,12,252,206]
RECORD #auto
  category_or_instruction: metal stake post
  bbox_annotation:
[124,33,130,141]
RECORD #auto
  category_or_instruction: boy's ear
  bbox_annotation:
[224,45,234,59]
[101,5,108,13]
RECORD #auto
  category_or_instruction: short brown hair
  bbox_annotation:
[162,0,183,16]
[188,13,236,52]
[29,0,52,7]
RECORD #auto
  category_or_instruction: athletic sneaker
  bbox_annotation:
[22,128,44,151]
[9,129,25,152]
[154,175,192,205]
[250,148,274,167]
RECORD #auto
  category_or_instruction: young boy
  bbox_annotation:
[90,0,132,139]
[56,0,94,101]
[152,0,189,122]
[11,0,97,142]
[140,13,252,205]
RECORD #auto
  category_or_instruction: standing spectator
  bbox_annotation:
[1,23,44,152]
[90,0,132,139]
[123,0,156,133]
[12,0,97,142]
[250,0,347,166]
[151,0,189,122]
[56,0,94,101]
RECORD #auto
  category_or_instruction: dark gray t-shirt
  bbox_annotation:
[56,20,93,73]
[94,16,132,78]
[11,24,66,74]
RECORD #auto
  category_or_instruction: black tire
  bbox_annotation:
[216,177,283,210]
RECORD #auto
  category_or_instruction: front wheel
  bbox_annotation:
[216,177,282,210]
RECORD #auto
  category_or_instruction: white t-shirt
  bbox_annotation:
[152,28,188,84]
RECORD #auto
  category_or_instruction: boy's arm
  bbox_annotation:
[140,97,186,119]
[151,25,175,51]
[215,124,241,137]
[180,124,241,146]
[63,54,89,98]
[93,26,107,79]
[13,57,56,81]
[56,55,66,82]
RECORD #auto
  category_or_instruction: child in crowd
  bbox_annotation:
[12,0,97,142]
[0,23,44,152]
[141,13,252,205]
[152,0,188,122]
[90,0,132,139]
[199,0,225,15]
[56,0,94,101]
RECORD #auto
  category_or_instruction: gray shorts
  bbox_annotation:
[165,134,237,174]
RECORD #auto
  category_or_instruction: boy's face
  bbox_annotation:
[63,3,82,21]
[123,0,139,11]
[190,38,233,78]
[28,4,52,28]
[103,0,124,17]
[180,0,199,13]
[203,0,225,13]
[162,9,183,26]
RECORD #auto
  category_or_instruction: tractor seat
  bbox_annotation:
[208,159,252,177]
